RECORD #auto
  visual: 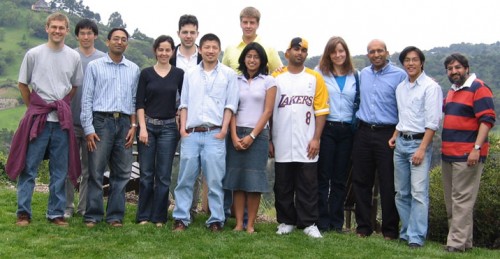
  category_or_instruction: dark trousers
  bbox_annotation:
[351,124,399,238]
[274,162,318,228]
[317,122,354,231]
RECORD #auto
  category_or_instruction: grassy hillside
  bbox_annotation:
[0,106,25,131]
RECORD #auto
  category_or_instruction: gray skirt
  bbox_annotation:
[223,127,270,192]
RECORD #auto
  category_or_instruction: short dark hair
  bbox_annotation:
[199,33,220,48]
[444,53,469,70]
[178,14,198,31]
[153,35,175,52]
[399,46,425,70]
[238,42,269,79]
[107,28,129,40]
[74,18,98,36]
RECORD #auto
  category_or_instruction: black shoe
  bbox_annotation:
[208,222,223,232]
[409,243,422,249]
[444,246,464,253]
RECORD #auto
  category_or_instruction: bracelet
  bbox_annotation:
[249,133,256,140]
[131,123,138,128]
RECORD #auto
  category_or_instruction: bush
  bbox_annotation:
[428,135,500,248]
[0,151,49,186]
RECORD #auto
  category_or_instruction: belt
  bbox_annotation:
[186,126,220,133]
[94,112,128,118]
[326,121,352,127]
[146,116,176,125]
[359,120,395,130]
[400,132,425,140]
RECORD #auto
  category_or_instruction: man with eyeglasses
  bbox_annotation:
[388,46,443,249]
[441,53,495,253]
[81,28,140,228]
[352,39,406,240]
[63,18,106,219]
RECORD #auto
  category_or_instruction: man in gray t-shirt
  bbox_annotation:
[13,12,83,227]
[64,19,106,219]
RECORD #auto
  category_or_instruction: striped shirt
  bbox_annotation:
[81,54,140,135]
[442,73,496,162]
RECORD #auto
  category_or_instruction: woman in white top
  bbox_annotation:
[223,42,276,233]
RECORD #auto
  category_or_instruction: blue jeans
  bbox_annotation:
[136,121,179,223]
[173,129,226,226]
[65,125,89,215]
[84,113,132,223]
[317,122,353,231]
[394,136,432,245]
[17,122,68,219]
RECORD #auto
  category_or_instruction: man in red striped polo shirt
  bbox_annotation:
[441,53,496,253]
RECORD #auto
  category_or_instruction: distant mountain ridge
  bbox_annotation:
[0,0,498,124]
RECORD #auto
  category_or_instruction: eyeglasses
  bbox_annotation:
[110,37,128,43]
[403,58,420,64]
[368,49,385,55]
[78,31,95,36]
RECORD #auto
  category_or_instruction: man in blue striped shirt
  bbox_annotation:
[80,28,140,228]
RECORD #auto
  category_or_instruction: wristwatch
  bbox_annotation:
[131,123,138,128]
[474,144,481,150]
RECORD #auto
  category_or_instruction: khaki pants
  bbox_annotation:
[441,161,483,250]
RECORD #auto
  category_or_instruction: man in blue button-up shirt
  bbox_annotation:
[172,33,239,232]
[352,39,406,240]
[80,28,140,228]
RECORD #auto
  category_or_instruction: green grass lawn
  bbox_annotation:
[0,186,497,258]
[0,105,25,131]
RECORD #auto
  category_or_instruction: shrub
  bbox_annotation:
[428,135,500,248]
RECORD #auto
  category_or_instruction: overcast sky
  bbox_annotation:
[82,0,499,57]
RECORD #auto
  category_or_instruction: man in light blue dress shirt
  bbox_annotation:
[80,28,140,227]
[172,33,239,232]
[352,39,406,240]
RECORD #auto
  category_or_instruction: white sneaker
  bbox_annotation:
[276,223,295,235]
[63,210,73,219]
[304,224,323,238]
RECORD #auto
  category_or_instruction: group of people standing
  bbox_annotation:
[5,6,495,253]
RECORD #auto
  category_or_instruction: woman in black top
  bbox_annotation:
[135,35,184,227]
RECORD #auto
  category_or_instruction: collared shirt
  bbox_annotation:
[71,47,106,126]
[235,74,276,128]
[442,73,496,162]
[356,62,406,125]
[222,35,282,73]
[179,61,239,129]
[315,68,357,122]
[395,71,443,133]
[81,54,140,135]
[451,73,476,91]
[175,48,199,71]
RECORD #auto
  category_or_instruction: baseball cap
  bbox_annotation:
[288,37,309,50]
